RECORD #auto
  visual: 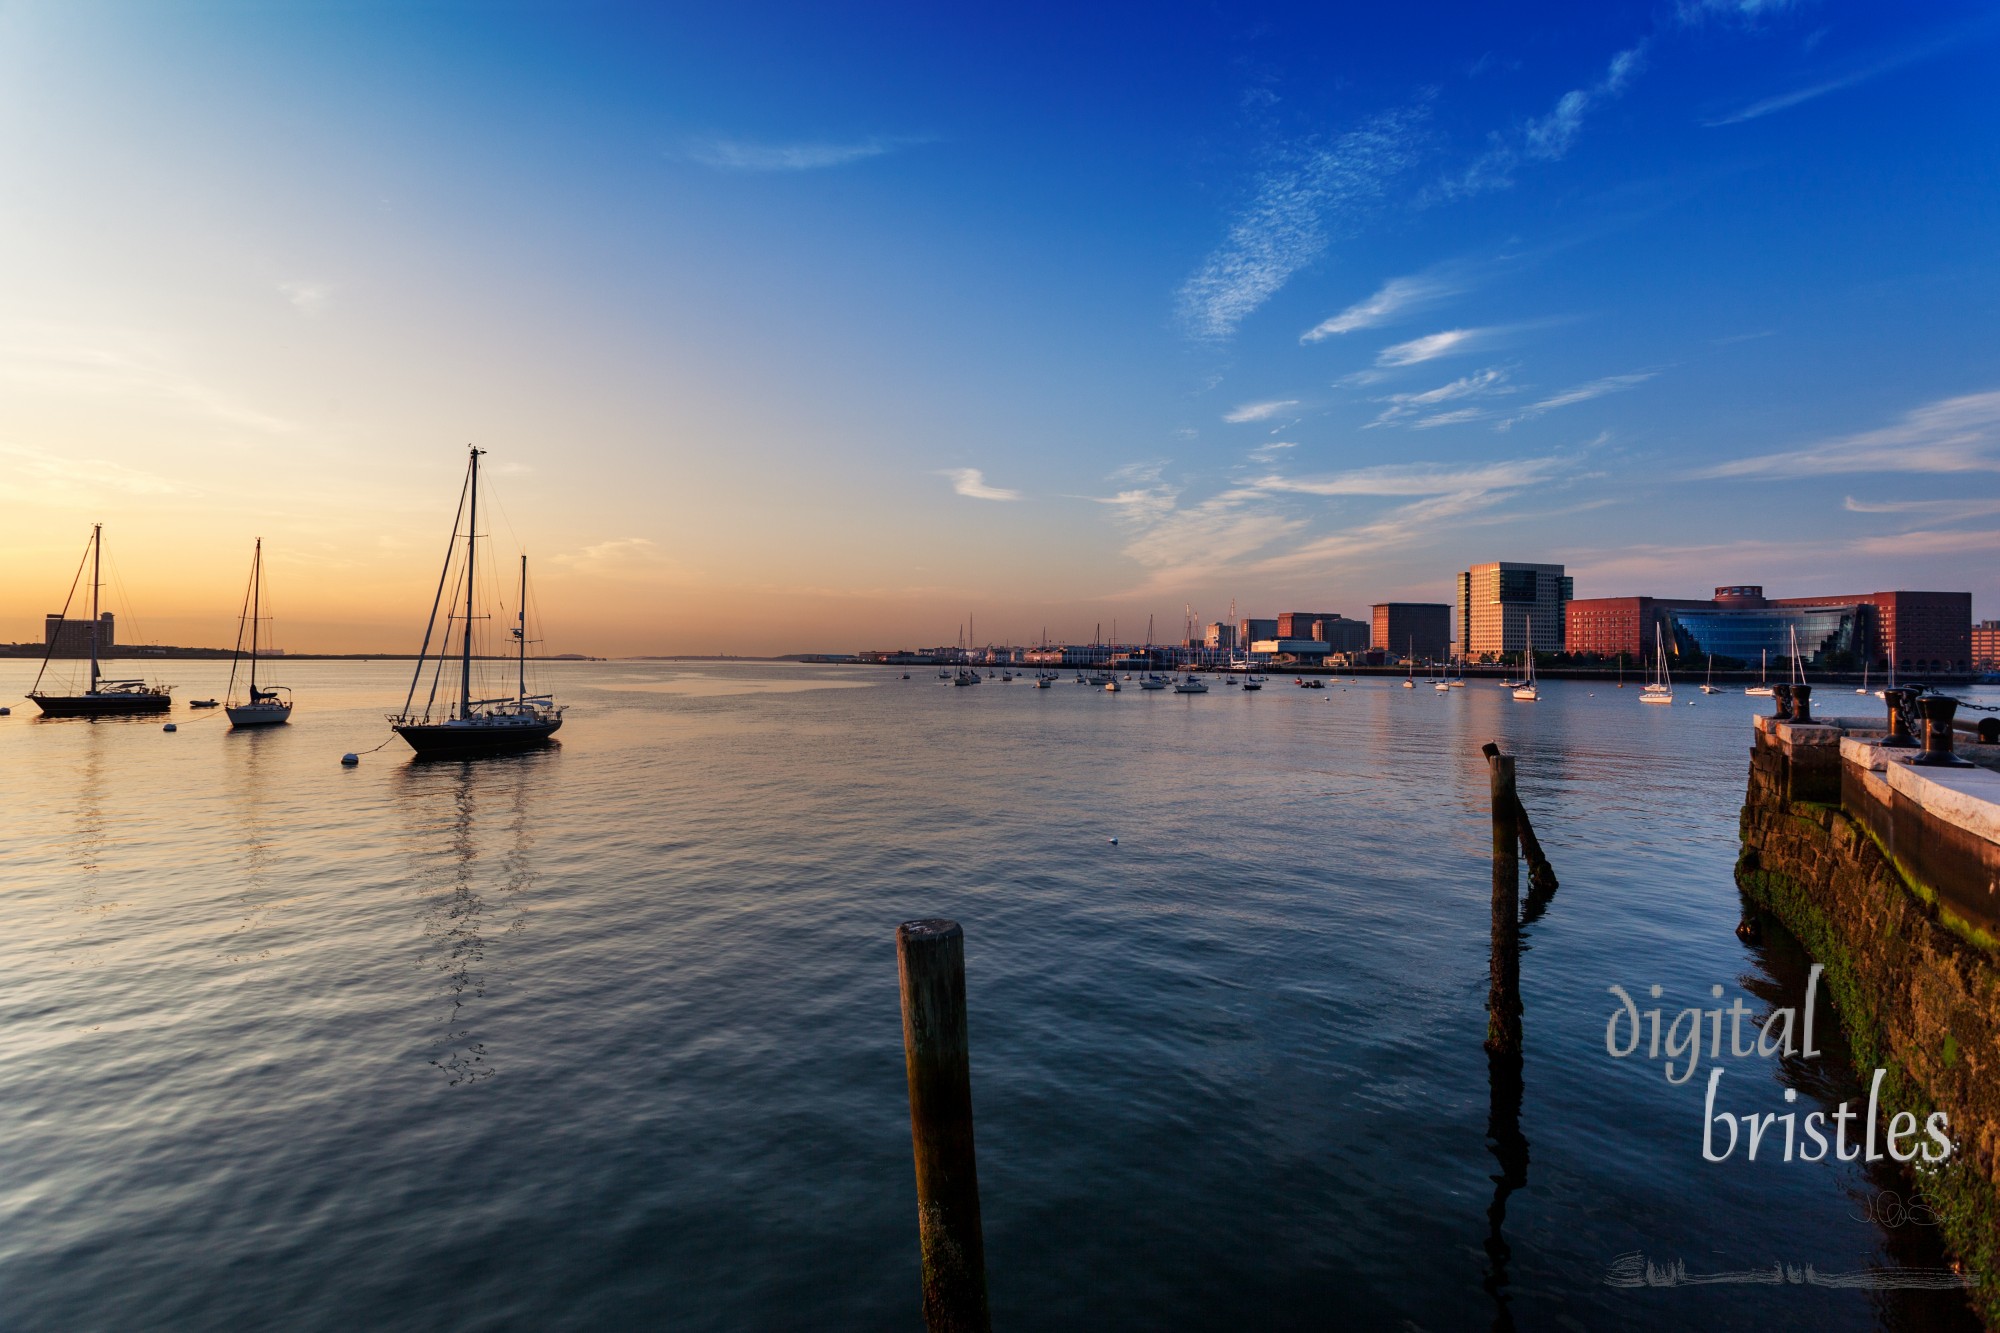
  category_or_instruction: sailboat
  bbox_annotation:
[1699,651,1719,695]
[28,524,172,716]
[1745,649,1774,697]
[1402,637,1416,687]
[1856,661,1869,695]
[1641,623,1674,704]
[1512,616,1539,701]
[389,447,565,756]
[225,539,292,726]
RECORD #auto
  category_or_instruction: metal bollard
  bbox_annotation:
[1911,696,1973,769]
[1773,682,1794,720]
[1882,689,1917,748]
[1791,683,1813,724]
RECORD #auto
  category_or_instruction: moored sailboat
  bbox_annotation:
[1641,623,1674,704]
[390,447,565,757]
[28,524,172,717]
[225,538,292,727]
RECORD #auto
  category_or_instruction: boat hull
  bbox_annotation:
[30,691,172,717]
[394,717,562,757]
[227,703,293,727]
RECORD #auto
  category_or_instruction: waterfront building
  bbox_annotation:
[1205,622,1237,652]
[1238,617,1278,647]
[1564,585,1972,672]
[1454,562,1571,661]
[43,612,115,658]
[1311,616,1370,653]
[1975,620,2000,671]
[1250,638,1330,663]
[1371,603,1450,661]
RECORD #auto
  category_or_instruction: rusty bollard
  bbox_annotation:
[1773,682,1794,720]
[897,919,991,1333]
[1911,696,1973,769]
[1791,683,1814,724]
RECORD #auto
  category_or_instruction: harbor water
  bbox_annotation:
[0,661,1985,1330]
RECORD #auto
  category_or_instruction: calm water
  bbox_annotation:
[0,660,1985,1330]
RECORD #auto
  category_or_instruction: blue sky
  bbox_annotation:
[1,1,1995,652]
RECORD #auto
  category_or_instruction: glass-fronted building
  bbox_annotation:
[1664,602,1868,668]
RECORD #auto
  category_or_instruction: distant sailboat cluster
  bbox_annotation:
[26,446,566,759]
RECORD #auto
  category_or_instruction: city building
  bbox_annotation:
[1238,617,1278,647]
[1311,616,1370,653]
[44,612,114,658]
[1455,562,1571,661]
[1205,622,1237,652]
[1975,620,2000,671]
[1563,585,1973,672]
[1250,638,1330,663]
[1371,603,1450,662]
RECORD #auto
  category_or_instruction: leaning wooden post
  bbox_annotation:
[897,919,991,1333]
[1486,755,1523,1054]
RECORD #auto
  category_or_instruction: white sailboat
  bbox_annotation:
[1745,649,1774,696]
[225,538,292,727]
[1512,615,1539,701]
[1856,660,1869,695]
[1402,636,1416,687]
[1641,623,1674,704]
[1699,652,1719,695]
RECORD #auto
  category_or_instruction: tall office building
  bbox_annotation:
[1372,603,1451,661]
[1205,622,1237,651]
[1455,562,1571,660]
[1974,620,2000,671]
[44,612,114,658]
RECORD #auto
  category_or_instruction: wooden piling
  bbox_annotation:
[896,919,991,1333]
[1480,742,1558,897]
[1486,756,1523,1055]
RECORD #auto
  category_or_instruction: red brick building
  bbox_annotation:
[1564,586,1972,671]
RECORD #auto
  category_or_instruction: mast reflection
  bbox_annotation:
[395,750,546,1084]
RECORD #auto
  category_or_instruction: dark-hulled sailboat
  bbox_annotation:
[29,524,172,717]
[389,447,564,757]
[225,538,292,727]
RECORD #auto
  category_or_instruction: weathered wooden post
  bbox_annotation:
[1481,742,1558,897]
[1486,754,1522,1055]
[896,919,991,1333]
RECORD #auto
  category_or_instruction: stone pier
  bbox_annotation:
[1738,711,2000,1325]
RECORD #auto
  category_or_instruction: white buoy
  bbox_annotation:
[163,723,177,732]
[341,753,360,766]
[1107,837,1118,845]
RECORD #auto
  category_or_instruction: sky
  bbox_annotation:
[1,0,1996,656]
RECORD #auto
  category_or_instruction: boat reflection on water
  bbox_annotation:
[395,750,549,1084]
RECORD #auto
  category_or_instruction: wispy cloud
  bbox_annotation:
[1300,273,1458,342]
[1695,390,2000,478]
[1177,106,1428,340]
[1377,327,1495,366]
[942,467,1022,501]
[0,336,295,433]
[1248,441,1297,463]
[0,442,193,506]
[1368,367,1512,427]
[279,280,331,315]
[1224,398,1299,423]
[1843,495,2000,519]
[1436,44,1647,198]
[1853,528,2000,556]
[1703,27,1975,126]
[1511,371,1655,419]
[1256,456,1568,497]
[677,134,925,172]
[552,537,687,578]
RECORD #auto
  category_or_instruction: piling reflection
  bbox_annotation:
[1482,1047,1529,1332]
[395,751,546,1085]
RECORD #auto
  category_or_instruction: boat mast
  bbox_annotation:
[461,447,482,721]
[249,538,261,694]
[517,553,528,703]
[89,523,101,691]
